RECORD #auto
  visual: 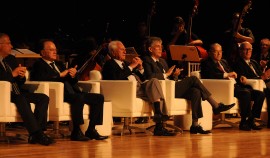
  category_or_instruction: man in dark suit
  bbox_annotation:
[233,41,270,128]
[201,42,265,131]
[102,40,176,136]
[0,33,54,145]
[30,39,108,141]
[142,36,235,134]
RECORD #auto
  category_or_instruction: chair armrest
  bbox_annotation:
[47,82,64,109]
[246,79,260,91]
[24,81,49,96]
[0,81,11,116]
[201,79,235,104]
[78,81,100,93]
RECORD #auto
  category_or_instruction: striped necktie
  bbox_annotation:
[156,61,164,72]
[248,61,259,77]
[3,61,21,94]
[50,62,59,73]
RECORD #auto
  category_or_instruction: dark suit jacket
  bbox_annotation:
[30,58,81,94]
[102,59,145,81]
[233,58,262,80]
[200,58,233,79]
[0,55,26,93]
[142,55,171,80]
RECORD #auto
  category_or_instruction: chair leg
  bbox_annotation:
[112,117,152,136]
[163,123,183,134]
[213,113,238,128]
[0,123,28,143]
[146,123,183,134]
[47,121,69,138]
[0,123,10,143]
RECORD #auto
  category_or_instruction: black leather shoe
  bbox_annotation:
[153,127,177,136]
[190,125,211,134]
[85,129,109,140]
[28,132,55,146]
[70,129,90,141]
[213,103,235,115]
[239,124,251,131]
[250,123,262,130]
[153,114,170,123]
[135,117,149,124]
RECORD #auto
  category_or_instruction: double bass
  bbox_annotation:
[76,46,103,81]
[186,0,208,59]
[228,0,252,63]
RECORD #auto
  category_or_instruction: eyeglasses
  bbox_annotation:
[241,48,253,52]
[43,48,57,52]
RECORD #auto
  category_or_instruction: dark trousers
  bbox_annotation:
[11,92,49,134]
[174,76,212,119]
[235,85,265,119]
[64,92,104,127]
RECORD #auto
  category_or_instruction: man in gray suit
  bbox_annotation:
[102,40,175,136]
[142,36,235,134]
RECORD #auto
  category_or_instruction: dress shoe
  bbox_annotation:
[250,123,262,130]
[153,127,177,136]
[28,132,55,146]
[135,117,149,124]
[190,125,211,134]
[213,103,235,115]
[239,123,251,131]
[70,129,90,141]
[85,129,109,140]
[153,114,170,123]
[247,119,262,130]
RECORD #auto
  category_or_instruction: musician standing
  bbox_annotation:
[222,12,255,66]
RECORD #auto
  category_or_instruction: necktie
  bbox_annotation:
[217,61,236,84]
[248,62,259,77]
[3,61,21,94]
[156,61,164,72]
[50,62,58,73]
[217,61,226,73]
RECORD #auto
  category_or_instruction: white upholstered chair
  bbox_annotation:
[96,80,155,136]
[166,80,213,131]
[0,80,49,142]
[202,79,261,128]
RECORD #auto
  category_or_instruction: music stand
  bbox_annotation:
[125,47,139,63]
[169,45,200,62]
[169,45,201,77]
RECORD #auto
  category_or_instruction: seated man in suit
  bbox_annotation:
[233,41,270,128]
[0,33,55,146]
[142,36,235,134]
[102,40,176,136]
[30,39,108,141]
[200,43,265,131]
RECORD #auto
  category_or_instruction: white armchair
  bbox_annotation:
[47,81,112,137]
[96,80,154,136]
[201,79,238,128]
[0,81,49,142]
[166,80,213,131]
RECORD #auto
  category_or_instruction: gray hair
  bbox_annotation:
[108,40,122,56]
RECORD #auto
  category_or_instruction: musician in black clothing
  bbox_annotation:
[222,12,255,66]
